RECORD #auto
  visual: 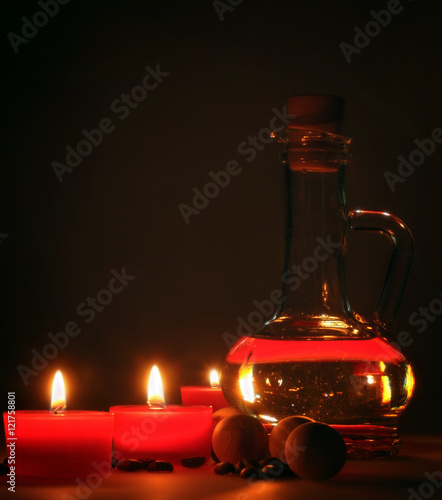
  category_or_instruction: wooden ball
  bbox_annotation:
[212,414,269,464]
[211,407,245,463]
[212,407,244,432]
[269,416,314,463]
[285,423,347,480]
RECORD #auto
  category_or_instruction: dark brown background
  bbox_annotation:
[1,0,441,436]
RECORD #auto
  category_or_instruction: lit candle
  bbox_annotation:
[180,369,229,412]
[110,366,212,463]
[2,371,113,478]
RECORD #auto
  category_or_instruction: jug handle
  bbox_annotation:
[347,209,414,331]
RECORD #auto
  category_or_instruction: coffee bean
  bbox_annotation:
[147,460,174,472]
[180,457,206,468]
[240,466,258,479]
[214,461,235,475]
[261,464,284,478]
[234,460,246,474]
[243,459,261,470]
[140,458,156,469]
[259,456,278,468]
[117,459,143,472]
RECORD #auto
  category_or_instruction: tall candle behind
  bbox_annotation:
[181,370,229,412]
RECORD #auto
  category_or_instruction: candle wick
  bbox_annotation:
[52,404,66,414]
[148,402,165,409]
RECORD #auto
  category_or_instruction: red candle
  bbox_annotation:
[3,372,113,478]
[181,369,229,412]
[110,366,212,463]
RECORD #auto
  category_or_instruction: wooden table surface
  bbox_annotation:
[1,435,442,500]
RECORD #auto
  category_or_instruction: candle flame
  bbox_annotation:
[210,369,220,388]
[148,365,165,407]
[51,371,66,413]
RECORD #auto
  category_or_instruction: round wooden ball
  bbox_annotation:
[212,407,244,432]
[212,414,269,464]
[285,422,347,480]
[269,416,314,463]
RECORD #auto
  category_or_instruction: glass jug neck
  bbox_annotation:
[278,130,352,322]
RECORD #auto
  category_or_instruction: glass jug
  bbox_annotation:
[221,95,415,458]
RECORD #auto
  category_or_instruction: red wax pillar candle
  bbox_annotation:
[110,365,212,463]
[4,411,113,478]
[180,387,228,412]
[180,369,229,412]
[110,405,212,462]
[3,371,113,478]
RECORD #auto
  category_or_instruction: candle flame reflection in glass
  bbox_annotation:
[210,369,220,388]
[51,370,66,413]
[239,364,255,403]
[148,365,165,407]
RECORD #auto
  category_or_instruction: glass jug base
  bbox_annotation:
[330,425,401,458]
[222,335,414,459]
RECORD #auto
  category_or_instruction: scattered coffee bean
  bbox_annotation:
[147,460,174,472]
[117,459,143,472]
[240,466,259,479]
[180,457,206,468]
[214,454,299,481]
[140,458,156,469]
[261,464,284,478]
[234,460,246,474]
[259,456,279,468]
[243,459,261,470]
[214,461,235,475]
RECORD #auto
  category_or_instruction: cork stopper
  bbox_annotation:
[286,95,345,134]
